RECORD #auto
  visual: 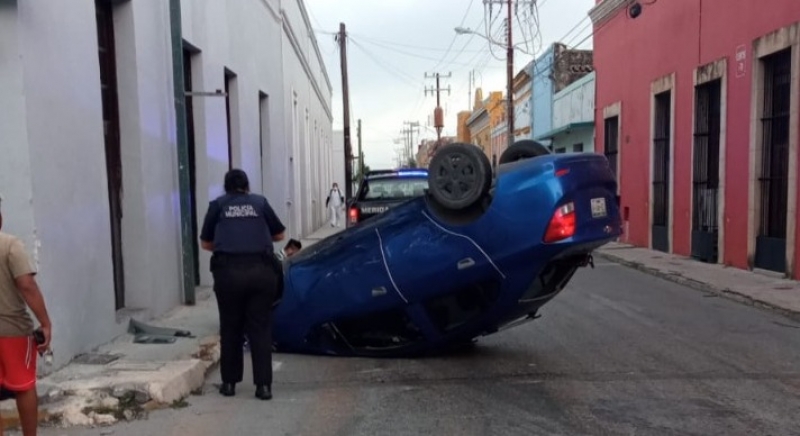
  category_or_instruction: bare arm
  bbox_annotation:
[15,274,52,349]
[261,198,287,243]
[200,240,214,251]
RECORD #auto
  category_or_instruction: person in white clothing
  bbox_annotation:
[326,183,344,227]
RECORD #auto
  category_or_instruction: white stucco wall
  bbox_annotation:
[514,79,532,140]
[331,130,346,195]
[553,72,595,128]
[280,0,334,237]
[113,1,183,316]
[1,0,128,368]
[0,0,333,368]
[0,0,36,254]
[551,72,595,154]
[180,0,333,281]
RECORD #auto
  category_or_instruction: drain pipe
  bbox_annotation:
[169,0,196,305]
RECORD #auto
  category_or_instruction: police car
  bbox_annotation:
[347,169,428,227]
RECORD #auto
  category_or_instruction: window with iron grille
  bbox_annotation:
[692,79,721,233]
[652,91,671,228]
[604,116,619,178]
[758,48,791,239]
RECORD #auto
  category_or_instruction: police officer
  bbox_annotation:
[199,169,285,400]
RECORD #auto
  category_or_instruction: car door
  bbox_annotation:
[377,213,506,335]
[275,225,426,354]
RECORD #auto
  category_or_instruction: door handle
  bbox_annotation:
[372,286,387,297]
[457,258,475,270]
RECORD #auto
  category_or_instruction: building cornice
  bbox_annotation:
[589,0,630,27]
[295,0,333,93]
[281,9,333,121]
[467,107,488,127]
[258,0,282,22]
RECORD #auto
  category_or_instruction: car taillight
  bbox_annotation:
[348,207,359,224]
[543,201,576,243]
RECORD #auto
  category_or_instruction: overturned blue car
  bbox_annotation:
[273,140,622,357]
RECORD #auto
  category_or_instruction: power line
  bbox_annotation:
[431,0,477,72]
[349,38,424,87]
[348,33,485,54]
[350,36,484,67]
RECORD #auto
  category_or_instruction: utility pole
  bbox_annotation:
[336,22,353,201]
[505,0,514,150]
[425,72,452,153]
[403,121,419,166]
[357,119,363,182]
[399,126,411,167]
[483,0,534,151]
[468,70,472,110]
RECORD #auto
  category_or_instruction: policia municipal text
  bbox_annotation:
[200,169,286,400]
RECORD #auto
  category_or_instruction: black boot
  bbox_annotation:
[219,382,236,397]
[255,384,272,400]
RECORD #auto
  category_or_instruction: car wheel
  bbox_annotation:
[498,139,550,164]
[428,142,492,210]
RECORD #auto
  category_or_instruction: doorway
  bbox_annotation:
[224,69,237,171]
[652,91,671,253]
[259,92,270,193]
[691,79,722,263]
[604,116,619,181]
[96,0,125,310]
[755,48,791,273]
[183,46,200,285]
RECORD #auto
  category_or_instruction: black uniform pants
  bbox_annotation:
[211,253,278,386]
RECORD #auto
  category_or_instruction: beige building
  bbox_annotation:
[464,88,505,163]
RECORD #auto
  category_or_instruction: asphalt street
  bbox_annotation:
[39,258,800,436]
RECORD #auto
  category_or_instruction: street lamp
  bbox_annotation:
[454,27,532,54]
[454,24,515,152]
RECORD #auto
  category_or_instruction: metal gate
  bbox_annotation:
[652,92,671,253]
[755,49,792,273]
[691,80,722,263]
[604,116,619,179]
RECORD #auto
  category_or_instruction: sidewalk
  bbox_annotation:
[596,242,800,320]
[0,225,342,430]
[0,288,221,429]
[300,223,344,248]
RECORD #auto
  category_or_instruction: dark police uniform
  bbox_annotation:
[200,191,285,393]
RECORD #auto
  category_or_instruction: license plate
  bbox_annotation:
[591,197,607,218]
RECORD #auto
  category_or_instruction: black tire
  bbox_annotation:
[427,143,493,210]
[498,139,550,164]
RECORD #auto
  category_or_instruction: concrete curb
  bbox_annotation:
[1,335,221,429]
[595,250,800,322]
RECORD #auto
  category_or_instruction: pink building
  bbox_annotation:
[592,0,800,277]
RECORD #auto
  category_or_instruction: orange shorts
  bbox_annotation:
[0,336,38,391]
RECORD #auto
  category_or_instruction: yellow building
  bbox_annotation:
[456,111,472,143]
[463,88,505,163]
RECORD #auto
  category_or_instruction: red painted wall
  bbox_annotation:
[594,0,800,273]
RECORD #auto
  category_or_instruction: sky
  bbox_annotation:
[305,0,596,169]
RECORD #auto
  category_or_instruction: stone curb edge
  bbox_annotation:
[2,336,221,430]
[594,251,800,323]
